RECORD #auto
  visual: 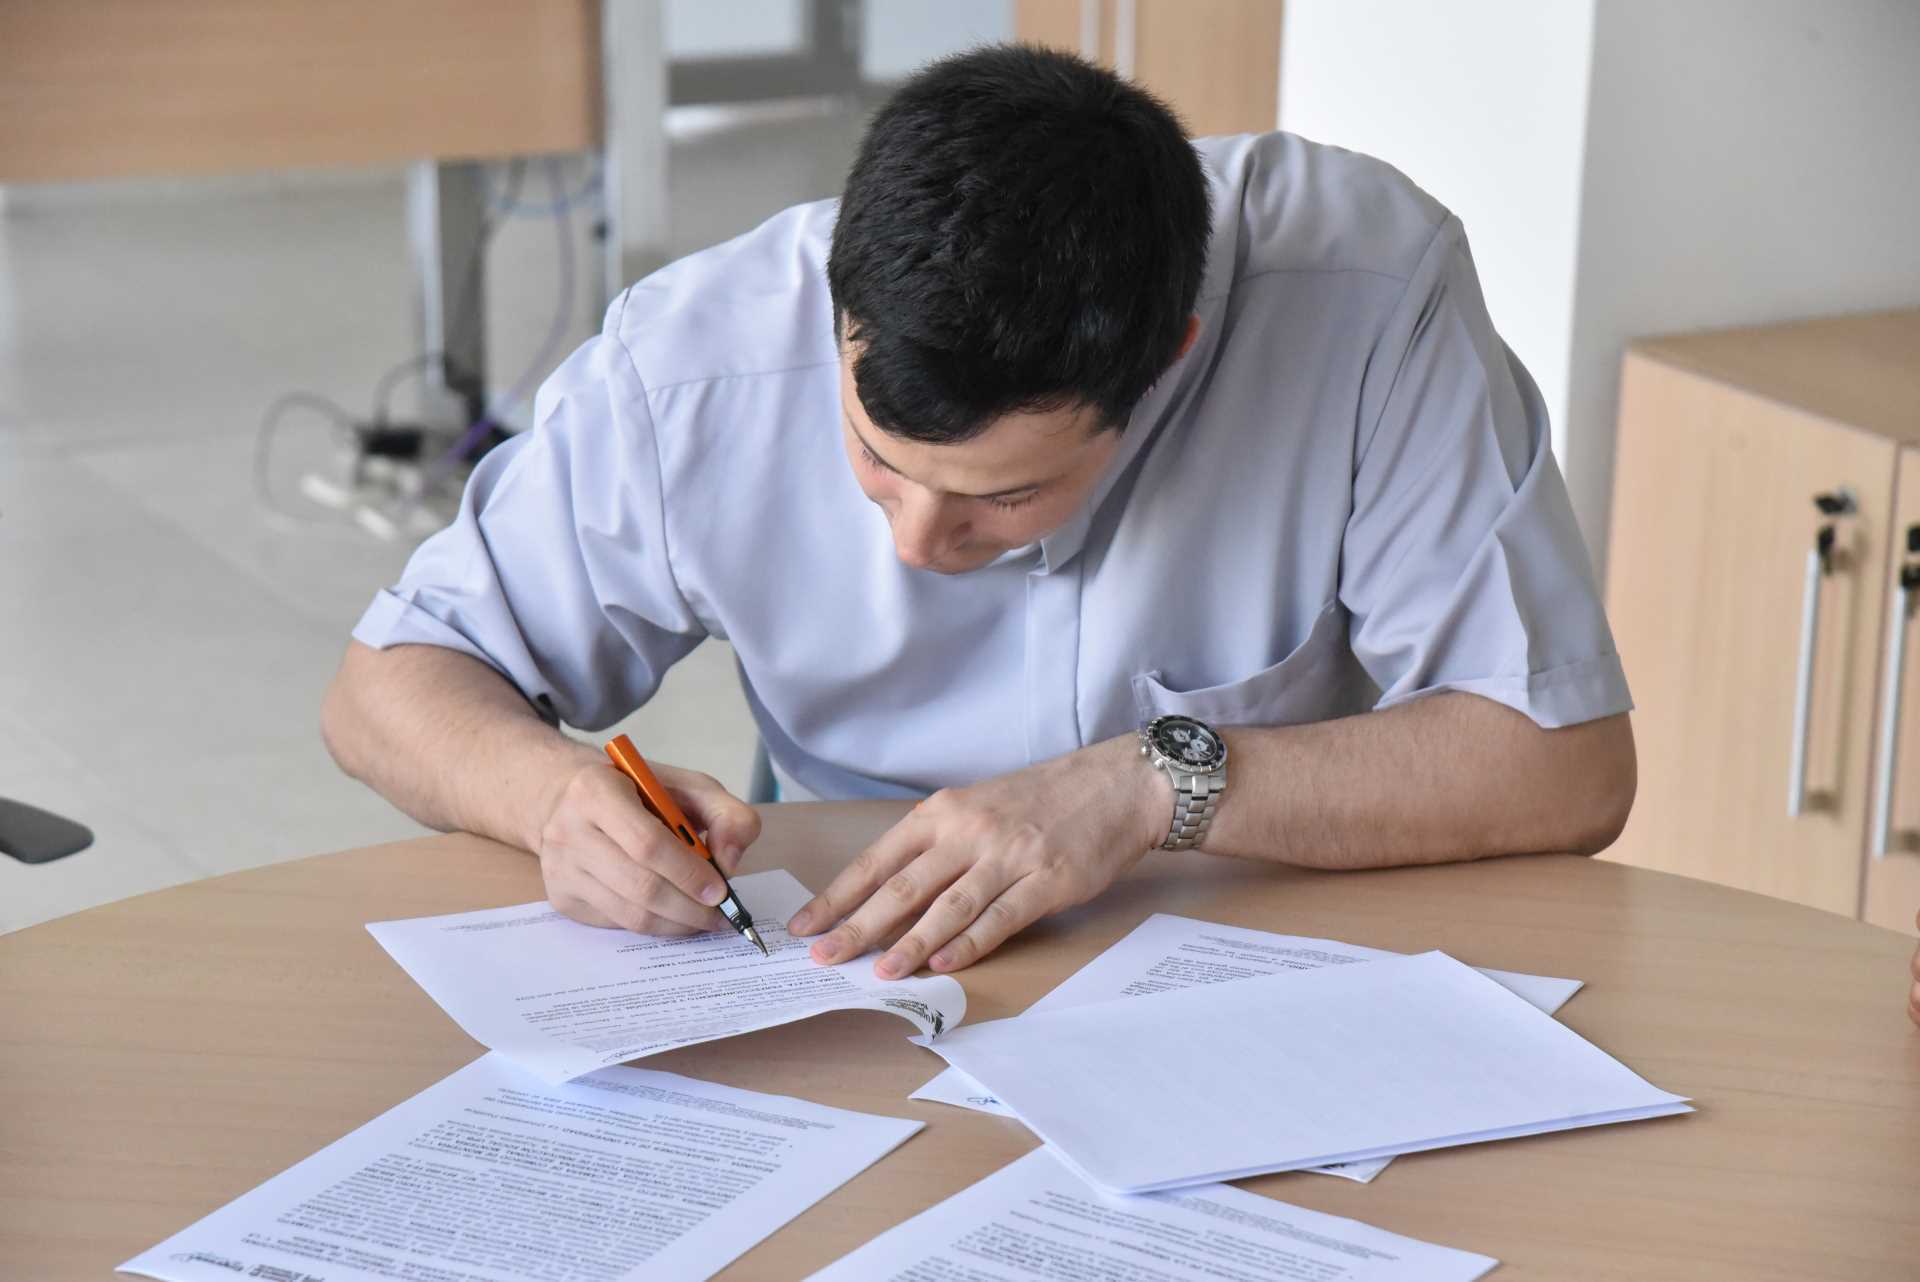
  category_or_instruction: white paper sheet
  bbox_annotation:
[368,869,966,1082]
[119,1052,922,1282]
[912,913,1583,1184]
[804,1148,1498,1281]
[922,950,1690,1194]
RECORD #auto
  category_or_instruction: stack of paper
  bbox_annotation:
[912,912,1585,1183]
[120,1053,921,1282]
[806,1148,1499,1281]
[921,949,1689,1194]
[367,869,966,1081]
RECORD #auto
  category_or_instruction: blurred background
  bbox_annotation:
[2,0,1917,936]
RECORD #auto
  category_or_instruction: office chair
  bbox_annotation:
[0,798,93,864]
[748,741,778,805]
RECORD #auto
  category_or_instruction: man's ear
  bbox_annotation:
[1174,315,1201,362]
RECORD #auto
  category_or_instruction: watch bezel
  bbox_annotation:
[1142,714,1228,773]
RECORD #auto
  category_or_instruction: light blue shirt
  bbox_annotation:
[354,132,1631,801]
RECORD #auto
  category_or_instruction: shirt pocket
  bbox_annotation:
[1131,598,1376,727]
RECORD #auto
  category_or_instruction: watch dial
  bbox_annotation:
[1152,717,1222,767]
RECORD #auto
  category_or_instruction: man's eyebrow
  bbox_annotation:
[844,414,1060,500]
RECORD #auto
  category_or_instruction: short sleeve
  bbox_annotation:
[1340,218,1631,729]
[351,324,705,731]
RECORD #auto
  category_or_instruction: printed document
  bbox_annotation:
[913,913,1582,1183]
[369,870,965,1081]
[805,1148,1498,1282]
[120,1052,921,1282]
[922,949,1690,1194]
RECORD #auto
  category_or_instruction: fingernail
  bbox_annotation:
[929,951,951,970]
[789,910,813,934]
[699,882,725,906]
[810,939,838,964]
[876,953,905,978]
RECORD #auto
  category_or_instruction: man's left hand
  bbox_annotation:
[787,735,1171,977]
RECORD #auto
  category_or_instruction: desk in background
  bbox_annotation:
[0,0,860,423]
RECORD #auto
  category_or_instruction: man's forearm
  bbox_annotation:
[1194,694,1635,870]
[320,640,599,851]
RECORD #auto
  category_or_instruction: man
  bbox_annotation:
[323,45,1636,981]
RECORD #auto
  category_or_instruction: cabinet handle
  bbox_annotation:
[1871,536,1920,857]
[1789,492,1856,817]
[1787,545,1825,817]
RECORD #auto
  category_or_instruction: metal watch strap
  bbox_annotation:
[1162,768,1219,850]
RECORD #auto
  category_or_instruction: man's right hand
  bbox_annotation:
[534,755,762,936]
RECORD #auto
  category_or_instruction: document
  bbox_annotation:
[121,1052,921,1282]
[922,950,1690,1194]
[369,870,966,1082]
[805,1148,1497,1282]
[913,913,1582,1184]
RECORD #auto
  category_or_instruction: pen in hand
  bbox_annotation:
[603,735,770,957]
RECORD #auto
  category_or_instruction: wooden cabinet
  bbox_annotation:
[1863,447,1920,932]
[1015,1,1284,137]
[1605,310,1920,933]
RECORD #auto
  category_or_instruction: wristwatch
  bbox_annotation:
[1138,714,1229,850]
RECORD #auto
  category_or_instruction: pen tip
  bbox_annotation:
[746,927,769,957]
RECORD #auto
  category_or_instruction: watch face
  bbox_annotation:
[1148,716,1225,769]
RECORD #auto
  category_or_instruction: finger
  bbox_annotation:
[811,839,977,967]
[789,808,932,937]
[596,787,730,911]
[924,874,1055,973]
[581,858,713,936]
[552,854,707,936]
[583,825,727,933]
[667,769,762,874]
[872,861,1021,979]
[547,878,618,928]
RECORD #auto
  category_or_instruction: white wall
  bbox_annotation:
[1564,0,1920,564]
[665,0,804,58]
[1279,0,1597,477]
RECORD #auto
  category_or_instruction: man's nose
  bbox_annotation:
[892,494,963,569]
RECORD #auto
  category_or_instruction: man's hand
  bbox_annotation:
[787,735,1170,977]
[535,755,762,936]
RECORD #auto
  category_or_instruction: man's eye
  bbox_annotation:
[985,492,1038,511]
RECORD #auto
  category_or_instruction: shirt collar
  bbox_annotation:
[1033,298,1226,576]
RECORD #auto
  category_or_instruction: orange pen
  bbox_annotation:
[604,734,769,956]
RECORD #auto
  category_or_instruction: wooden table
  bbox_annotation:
[4,802,1918,1279]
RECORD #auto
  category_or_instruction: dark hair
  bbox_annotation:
[828,43,1210,444]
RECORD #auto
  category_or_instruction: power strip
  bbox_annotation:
[294,424,470,540]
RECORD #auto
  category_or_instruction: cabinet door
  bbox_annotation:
[1015,1,1284,137]
[1862,446,1920,935]
[1604,352,1898,915]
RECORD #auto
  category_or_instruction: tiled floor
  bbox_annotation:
[0,103,866,933]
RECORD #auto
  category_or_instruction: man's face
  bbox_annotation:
[839,355,1124,575]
